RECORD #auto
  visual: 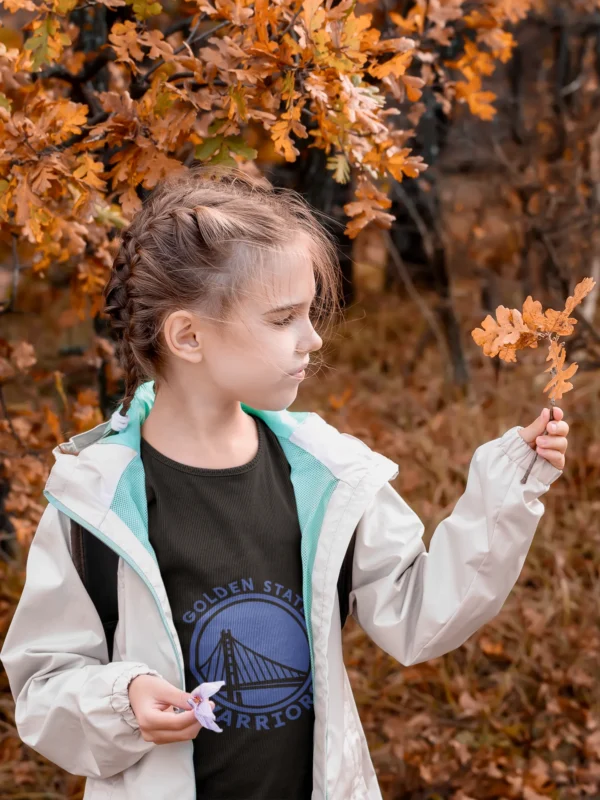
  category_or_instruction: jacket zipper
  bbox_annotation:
[44,492,186,691]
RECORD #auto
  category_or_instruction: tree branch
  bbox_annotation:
[383,229,453,383]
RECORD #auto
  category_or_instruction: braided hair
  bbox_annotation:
[103,165,341,421]
[104,230,148,419]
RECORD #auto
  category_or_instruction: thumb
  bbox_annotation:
[519,407,551,446]
[158,681,217,713]
[155,679,197,712]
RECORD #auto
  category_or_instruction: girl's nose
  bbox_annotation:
[309,328,323,353]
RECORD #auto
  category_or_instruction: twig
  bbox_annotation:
[383,230,453,383]
[392,183,436,262]
[142,20,229,83]
[167,71,195,82]
[280,6,302,38]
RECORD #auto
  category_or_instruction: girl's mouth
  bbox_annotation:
[290,369,306,380]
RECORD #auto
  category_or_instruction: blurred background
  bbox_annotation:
[0,1,599,797]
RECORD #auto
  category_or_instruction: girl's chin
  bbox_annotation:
[255,386,300,412]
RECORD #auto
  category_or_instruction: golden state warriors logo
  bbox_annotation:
[182,578,313,730]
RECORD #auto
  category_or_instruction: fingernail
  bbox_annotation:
[549,423,556,432]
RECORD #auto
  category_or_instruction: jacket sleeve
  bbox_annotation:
[349,425,562,666]
[0,502,161,778]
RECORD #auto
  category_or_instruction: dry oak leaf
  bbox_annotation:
[385,148,427,181]
[369,50,414,80]
[455,76,497,121]
[493,0,535,25]
[109,21,145,66]
[447,41,496,82]
[546,367,579,405]
[471,306,534,362]
[73,154,106,191]
[523,277,595,335]
[344,177,395,237]
[522,296,547,332]
[544,340,578,402]
[565,276,595,313]
[10,341,36,372]
[545,275,598,334]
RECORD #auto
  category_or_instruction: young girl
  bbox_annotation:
[1,167,568,800]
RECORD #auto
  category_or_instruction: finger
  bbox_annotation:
[547,419,569,436]
[536,448,563,467]
[549,406,564,422]
[147,719,202,744]
[176,718,203,740]
[536,435,568,453]
[536,448,565,469]
[144,697,216,731]
[520,408,552,445]
[143,707,199,732]
[152,683,196,713]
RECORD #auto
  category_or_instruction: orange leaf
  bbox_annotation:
[386,149,427,181]
[564,276,596,315]
[471,306,534,362]
[455,78,497,121]
[44,406,63,443]
[109,20,145,66]
[543,359,578,401]
[369,50,413,80]
[403,75,424,102]
[522,296,546,332]
[329,387,352,410]
[542,339,578,402]
[478,635,504,656]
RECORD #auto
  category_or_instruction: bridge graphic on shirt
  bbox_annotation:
[199,628,309,706]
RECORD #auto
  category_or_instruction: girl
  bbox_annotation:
[1,167,568,800]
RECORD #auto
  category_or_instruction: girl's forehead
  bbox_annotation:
[252,242,315,305]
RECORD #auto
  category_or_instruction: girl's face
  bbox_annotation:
[167,238,325,412]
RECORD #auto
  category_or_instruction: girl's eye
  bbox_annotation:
[272,315,294,326]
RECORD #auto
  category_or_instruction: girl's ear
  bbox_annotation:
[162,309,203,364]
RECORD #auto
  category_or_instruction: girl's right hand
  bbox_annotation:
[128,674,216,744]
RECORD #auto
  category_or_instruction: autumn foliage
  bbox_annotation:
[472,277,597,401]
[0,0,533,297]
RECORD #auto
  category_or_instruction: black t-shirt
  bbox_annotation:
[140,414,314,800]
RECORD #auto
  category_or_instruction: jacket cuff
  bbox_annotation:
[500,426,563,487]
[110,663,162,730]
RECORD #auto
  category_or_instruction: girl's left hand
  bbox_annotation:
[518,406,569,471]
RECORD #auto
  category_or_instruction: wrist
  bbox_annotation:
[111,664,162,730]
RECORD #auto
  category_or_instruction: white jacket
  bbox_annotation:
[1,381,562,799]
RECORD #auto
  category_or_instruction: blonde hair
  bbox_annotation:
[103,165,342,416]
